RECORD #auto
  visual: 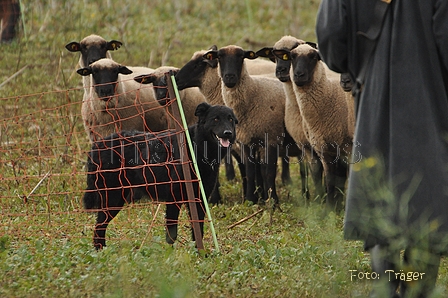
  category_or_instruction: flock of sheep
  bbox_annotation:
[66,34,355,212]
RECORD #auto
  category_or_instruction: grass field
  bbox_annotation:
[0,0,447,297]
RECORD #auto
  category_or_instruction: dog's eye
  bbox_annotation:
[214,118,219,122]
[229,118,233,122]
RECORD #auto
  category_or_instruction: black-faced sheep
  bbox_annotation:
[174,46,298,195]
[256,36,326,201]
[65,34,123,92]
[175,46,279,106]
[273,44,354,211]
[133,66,206,126]
[83,102,238,249]
[77,58,168,142]
[65,34,122,68]
[201,45,290,206]
[173,47,252,200]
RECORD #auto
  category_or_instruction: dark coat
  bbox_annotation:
[316,0,448,253]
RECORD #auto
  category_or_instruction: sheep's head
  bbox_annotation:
[77,59,132,102]
[203,45,257,88]
[176,47,218,90]
[340,73,354,92]
[256,37,310,83]
[256,47,291,83]
[274,44,321,87]
[65,34,122,67]
[134,67,180,106]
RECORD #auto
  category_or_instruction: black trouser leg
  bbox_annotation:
[369,244,400,298]
[400,247,440,298]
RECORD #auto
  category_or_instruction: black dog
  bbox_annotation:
[83,102,238,249]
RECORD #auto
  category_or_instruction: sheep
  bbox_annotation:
[175,46,295,179]
[66,35,162,141]
[256,36,326,201]
[133,66,206,126]
[77,58,168,142]
[175,46,305,204]
[65,34,123,90]
[175,46,277,106]
[273,44,354,212]
[201,45,292,207]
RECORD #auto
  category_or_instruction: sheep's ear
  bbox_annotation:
[306,42,318,49]
[118,65,133,75]
[203,51,219,67]
[203,50,218,61]
[209,45,218,51]
[65,42,81,52]
[170,69,180,76]
[77,67,92,76]
[272,49,291,61]
[194,102,212,118]
[255,47,275,63]
[204,58,218,68]
[244,50,258,60]
[134,74,155,84]
[107,40,123,51]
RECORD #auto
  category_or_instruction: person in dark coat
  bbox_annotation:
[316,0,448,297]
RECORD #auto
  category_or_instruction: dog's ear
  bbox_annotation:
[195,102,212,118]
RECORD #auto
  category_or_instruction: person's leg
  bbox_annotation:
[370,244,401,298]
[400,247,441,298]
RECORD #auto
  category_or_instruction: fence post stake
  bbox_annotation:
[165,73,210,251]
[165,72,220,253]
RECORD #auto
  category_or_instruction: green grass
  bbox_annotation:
[0,0,447,297]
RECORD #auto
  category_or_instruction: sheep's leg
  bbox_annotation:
[93,190,125,249]
[231,148,247,196]
[299,160,310,200]
[333,159,348,212]
[309,159,325,202]
[243,144,258,203]
[165,203,181,244]
[261,147,280,207]
[281,156,292,185]
[255,152,264,200]
[322,153,339,212]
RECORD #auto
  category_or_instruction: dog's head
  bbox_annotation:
[194,102,238,148]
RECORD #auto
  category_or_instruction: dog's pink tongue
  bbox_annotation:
[219,138,230,147]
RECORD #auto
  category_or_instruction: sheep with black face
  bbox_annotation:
[133,66,206,126]
[256,36,326,201]
[77,58,167,142]
[202,45,290,206]
[274,44,354,212]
